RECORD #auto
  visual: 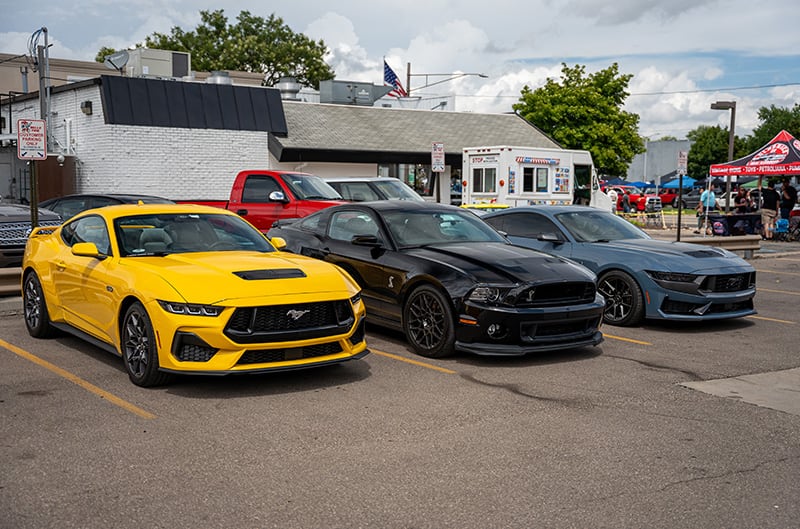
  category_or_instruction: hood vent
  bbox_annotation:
[234,269,307,280]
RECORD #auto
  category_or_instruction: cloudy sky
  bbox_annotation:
[2,0,799,140]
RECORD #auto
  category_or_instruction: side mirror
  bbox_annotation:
[72,241,107,259]
[268,191,289,204]
[351,235,382,247]
[538,232,565,244]
[270,236,287,250]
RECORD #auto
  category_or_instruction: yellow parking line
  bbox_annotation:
[0,339,156,420]
[371,348,457,374]
[747,315,796,324]
[603,334,653,345]
[758,287,800,296]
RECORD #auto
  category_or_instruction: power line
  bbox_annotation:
[425,81,800,99]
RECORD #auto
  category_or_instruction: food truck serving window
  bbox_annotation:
[522,167,549,193]
[472,167,497,193]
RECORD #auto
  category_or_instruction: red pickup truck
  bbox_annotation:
[180,170,346,232]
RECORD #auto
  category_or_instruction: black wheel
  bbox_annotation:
[403,285,455,358]
[23,272,55,338]
[597,271,645,326]
[122,302,170,387]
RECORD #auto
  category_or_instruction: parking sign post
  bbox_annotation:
[17,119,47,227]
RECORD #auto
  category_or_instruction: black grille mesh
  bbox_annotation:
[515,282,596,307]
[237,342,343,365]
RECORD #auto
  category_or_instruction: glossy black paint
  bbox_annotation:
[268,201,605,356]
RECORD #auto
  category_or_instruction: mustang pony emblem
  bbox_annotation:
[286,309,311,321]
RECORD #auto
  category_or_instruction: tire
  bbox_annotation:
[121,301,170,387]
[403,285,455,358]
[23,272,56,338]
[597,271,645,326]
[672,198,685,209]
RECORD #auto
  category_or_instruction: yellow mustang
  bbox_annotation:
[22,203,368,387]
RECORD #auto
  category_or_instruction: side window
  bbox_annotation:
[472,167,497,193]
[338,183,381,202]
[242,176,281,203]
[502,213,562,238]
[328,211,380,242]
[62,215,112,255]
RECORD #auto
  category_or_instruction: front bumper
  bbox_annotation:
[454,296,605,356]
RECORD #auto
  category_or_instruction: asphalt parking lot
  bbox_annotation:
[2,252,800,529]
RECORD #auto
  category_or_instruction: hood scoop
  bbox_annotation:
[233,269,307,280]
[684,249,725,258]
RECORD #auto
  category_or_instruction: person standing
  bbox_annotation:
[695,186,717,233]
[622,190,631,214]
[760,181,780,240]
[607,187,619,213]
[779,178,797,220]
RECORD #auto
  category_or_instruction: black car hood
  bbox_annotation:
[405,242,596,284]
[0,204,61,222]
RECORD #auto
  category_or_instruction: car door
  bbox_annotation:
[320,210,409,326]
[52,215,119,343]
[233,174,291,231]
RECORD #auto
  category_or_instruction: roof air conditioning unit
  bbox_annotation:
[126,48,191,79]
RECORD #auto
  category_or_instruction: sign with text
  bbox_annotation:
[677,150,688,175]
[17,119,47,160]
[431,142,445,172]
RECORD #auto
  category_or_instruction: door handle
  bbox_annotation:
[236,209,248,216]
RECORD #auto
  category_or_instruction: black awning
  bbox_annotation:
[99,75,287,136]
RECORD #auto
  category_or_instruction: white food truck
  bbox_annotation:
[460,145,610,210]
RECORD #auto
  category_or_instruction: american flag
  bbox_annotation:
[383,60,408,98]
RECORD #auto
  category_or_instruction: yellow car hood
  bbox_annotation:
[125,251,357,305]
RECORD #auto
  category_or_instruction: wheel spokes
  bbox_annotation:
[408,293,445,349]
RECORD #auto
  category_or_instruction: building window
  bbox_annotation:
[472,167,496,193]
[522,167,549,193]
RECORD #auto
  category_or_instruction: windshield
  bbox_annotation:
[384,209,507,247]
[280,173,342,200]
[115,213,276,256]
[372,180,425,201]
[554,210,649,243]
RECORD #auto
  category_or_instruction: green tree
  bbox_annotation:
[512,63,645,176]
[745,103,800,151]
[97,10,334,88]
[685,125,747,180]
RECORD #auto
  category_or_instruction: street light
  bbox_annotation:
[710,100,736,212]
[406,62,488,96]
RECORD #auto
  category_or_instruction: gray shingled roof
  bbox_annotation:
[269,101,560,164]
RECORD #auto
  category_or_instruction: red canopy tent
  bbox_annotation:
[710,129,800,178]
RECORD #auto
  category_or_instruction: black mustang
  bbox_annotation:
[268,201,605,358]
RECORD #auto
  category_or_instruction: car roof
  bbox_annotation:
[40,193,173,204]
[482,205,614,217]
[326,200,461,213]
[69,202,237,219]
[324,177,389,182]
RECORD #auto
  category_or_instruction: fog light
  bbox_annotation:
[487,323,506,339]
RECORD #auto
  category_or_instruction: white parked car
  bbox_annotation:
[324,177,425,202]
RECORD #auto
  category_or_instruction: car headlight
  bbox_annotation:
[646,271,699,283]
[157,300,223,317]
[468,286,509,304]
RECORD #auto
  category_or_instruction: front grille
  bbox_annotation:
[237,342,343,364]
[661,298,754,315]
[515,282,596,307]
[224,300,354,343]
[702,272,756,293]
[0,220,61,246]
[520,317,599,343]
